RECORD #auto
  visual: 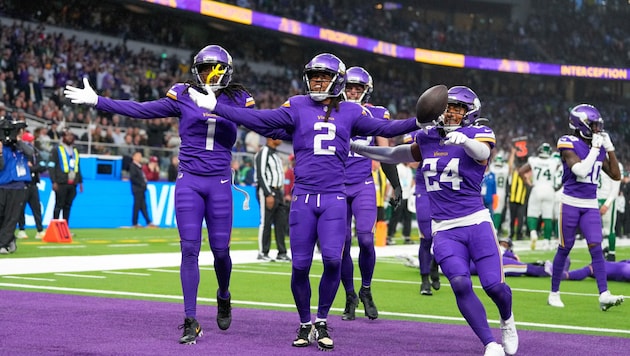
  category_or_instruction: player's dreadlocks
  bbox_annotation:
[323,95,342,122]
[183,81,252,106]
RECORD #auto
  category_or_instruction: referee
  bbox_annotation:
[255,137,289,261]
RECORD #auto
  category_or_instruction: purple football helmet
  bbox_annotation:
[303,53,346,101]
[569,104,603,139]
[343,66,373,104]
[439,86,481,132]
[191,45,233,90]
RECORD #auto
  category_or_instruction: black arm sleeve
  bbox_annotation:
[381,163,400,188]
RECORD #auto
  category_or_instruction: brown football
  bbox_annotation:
[416,84,448,124]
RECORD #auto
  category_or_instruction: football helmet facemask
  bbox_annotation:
[191,45,233,91]
[343,66,373,104]
[438,86,481,133]
[303,53,346,101]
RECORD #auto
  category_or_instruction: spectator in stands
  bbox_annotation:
[244,129,261,153]
[34,127,52,161]
[47,121,61,141]
[167,155,179,182]
[239,156,255,185]
[143,156,160,181]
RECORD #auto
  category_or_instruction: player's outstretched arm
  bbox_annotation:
[350,142,418,164]
[64,78,98,105]
[444,131,490,162]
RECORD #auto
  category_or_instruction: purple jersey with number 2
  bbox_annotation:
[213,94,418,323]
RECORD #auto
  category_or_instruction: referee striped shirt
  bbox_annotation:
[255,145,284,196]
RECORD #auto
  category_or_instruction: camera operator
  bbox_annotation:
[0,114,33,255]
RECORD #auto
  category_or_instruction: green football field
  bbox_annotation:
[1,227,629,338]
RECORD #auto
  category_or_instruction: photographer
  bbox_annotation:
[0,114,33,255]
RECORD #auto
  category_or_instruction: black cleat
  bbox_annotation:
[430,258,441,290]
[311,321,334,351]
[292,324,312,347]
[216,291,232,330]
[358,287,378,320]
[341,293,359,321]
[420,280,433,295]
[178,317,203,345]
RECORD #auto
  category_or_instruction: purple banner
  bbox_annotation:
[141,0,630,81]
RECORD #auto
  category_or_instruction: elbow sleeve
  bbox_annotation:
[350,143,415,164]
[462,139,490,161]
[571,148,600,178]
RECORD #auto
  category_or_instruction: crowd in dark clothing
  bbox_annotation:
[0,0,628,170]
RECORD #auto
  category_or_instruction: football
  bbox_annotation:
[415,84,448,124]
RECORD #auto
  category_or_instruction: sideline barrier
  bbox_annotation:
[23,180,260,228]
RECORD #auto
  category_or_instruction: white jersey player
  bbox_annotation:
[518,143,562,250]
[597,161,623,261]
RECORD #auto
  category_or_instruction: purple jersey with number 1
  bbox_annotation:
[96,83,254,318]
[96,83,254,176]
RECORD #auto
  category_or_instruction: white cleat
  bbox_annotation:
[35,230,46,239]
[484,341,505,356]
[599,290,624,311]
[500,314,518,355]
[17,230,28,239]
[548,291,564,308]
[530,230,538,250]
[543,260,553,276]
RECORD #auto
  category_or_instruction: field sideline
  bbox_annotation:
[2,228,630,341]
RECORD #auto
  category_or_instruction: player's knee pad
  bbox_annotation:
[483,281,510,299]
[180,239,201,258]
[449,275,473,297]
[211,247,230,262]
[356,232,374,250]
[321,256,341,272]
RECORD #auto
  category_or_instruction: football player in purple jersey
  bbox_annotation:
[402,132,441,296]
[470,237,552,277]
[64,45,267,345]
[188,53,420,351]
[339,66,403,321]
[350,86,518,356]
[548,104,624,311]
[563,256,630,282]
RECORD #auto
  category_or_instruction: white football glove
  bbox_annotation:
[188,85,217,111]
[590,133,604,149]
[63,77,98,105]
[444,131,468,145]
[601,132,615,152]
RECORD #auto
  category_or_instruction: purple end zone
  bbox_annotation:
[1,290,629,355]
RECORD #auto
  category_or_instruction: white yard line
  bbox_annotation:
[0,245,420,276]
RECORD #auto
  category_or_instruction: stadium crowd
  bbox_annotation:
[0,0,629,173]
